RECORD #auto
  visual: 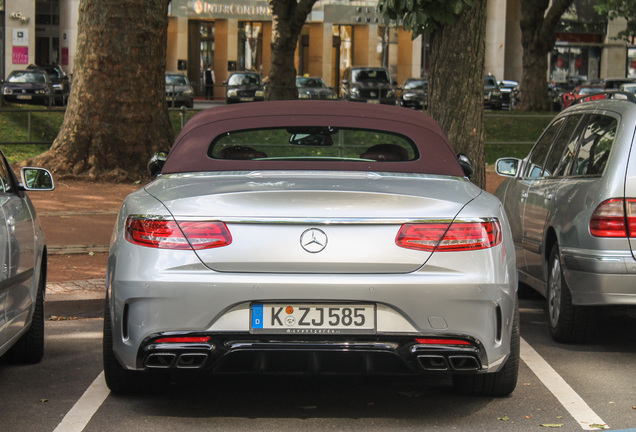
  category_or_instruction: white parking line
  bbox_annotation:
[521,338,608,430]
[52,372,110,432]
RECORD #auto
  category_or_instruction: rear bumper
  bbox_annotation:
[561,248,636,305]
[107,249,516,375]
[136,333,488,374]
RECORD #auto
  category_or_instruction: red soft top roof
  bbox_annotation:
[162,100,464,177]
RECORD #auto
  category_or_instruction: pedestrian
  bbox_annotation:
[205,64,215,100]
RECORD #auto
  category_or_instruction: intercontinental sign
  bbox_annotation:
[171,0,271,19]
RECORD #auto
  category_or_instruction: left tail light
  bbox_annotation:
[590,198,636,238]
[125,216,232,250]
[396,220,502,252]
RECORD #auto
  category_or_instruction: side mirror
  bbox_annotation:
[495,158,521,177]
[457,153,473,179]
[147,151,168,177]
[20,167,54,191]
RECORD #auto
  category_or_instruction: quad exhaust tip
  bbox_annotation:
[145,352,209,369]
[417,354,480,371]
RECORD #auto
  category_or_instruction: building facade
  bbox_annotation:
[1,0,635,97]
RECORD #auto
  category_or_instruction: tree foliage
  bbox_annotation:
[377,0,488,188]
[377,0,474,37]
[594,0,636,40]
[267,0,318,100]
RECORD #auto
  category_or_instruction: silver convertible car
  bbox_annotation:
[104,101,519,396]
[495,92,636,343]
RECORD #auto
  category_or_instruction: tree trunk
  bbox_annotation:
[27,0,173,181]
[518,0,574,111]
[267,0,317,100]
[428,0,487,189]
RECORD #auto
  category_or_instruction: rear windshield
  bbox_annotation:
[353,69,390,83]
[208,127,418,162]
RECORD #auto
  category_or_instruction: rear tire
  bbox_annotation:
[7,267,45,364]
[103,301,142,394]
[452,297,519,397]
[547,244,594,343]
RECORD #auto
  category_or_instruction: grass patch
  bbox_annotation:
[1,105,555,167]
[484,112,554,164]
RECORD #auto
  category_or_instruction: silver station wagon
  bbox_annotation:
[495,92,636,343]
[104,101,518,396]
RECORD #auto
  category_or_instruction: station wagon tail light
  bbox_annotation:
[125,216,232,250]
[590,199,636,238]
[396,220,502,252]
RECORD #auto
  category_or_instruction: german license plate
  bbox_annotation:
[240,97,254,102]
[251,303,375,334]
[17,95,32,100]
[367,99,380,104]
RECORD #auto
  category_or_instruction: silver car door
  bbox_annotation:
[0,160,37,344]
[521,118,566,279]
[524,115,586,282]
[0,195,9,347]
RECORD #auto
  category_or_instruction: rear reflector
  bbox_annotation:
[590,199,636,238]
[154,336,211,344]
[415,338,471,346]
[396,220,502,252]
[125,216,232,250]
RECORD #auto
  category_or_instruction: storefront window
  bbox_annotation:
[550,45,601,91]
[238,22,263,73]
[628,46,636,78]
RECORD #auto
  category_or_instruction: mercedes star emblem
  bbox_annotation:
[300,228,328,253]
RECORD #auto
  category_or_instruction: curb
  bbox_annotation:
[46,279,105,319]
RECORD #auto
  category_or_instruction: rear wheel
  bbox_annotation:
[103,301,143,394]
[452,297,519,397]
[7,266,45,364]
[547,244,594,343]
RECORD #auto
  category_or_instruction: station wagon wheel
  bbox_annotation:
[547,244,594,343]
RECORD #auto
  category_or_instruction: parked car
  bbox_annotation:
[484,74,502,110]
[0,155,53,364]
[498,80,519,111]
[295,76,338,100]
[165,72,194,108]
[27,63,70,105]
[494,92,636,343]
[340,66,397,104]
[587,77,636,90]
[224,71,265,104]
[399,78,428,110]
[620,83,636,94]
[104,100,519,397]
[560,85,604,110]
[2,70,53,105]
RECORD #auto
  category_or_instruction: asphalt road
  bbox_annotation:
[2,291,636,432]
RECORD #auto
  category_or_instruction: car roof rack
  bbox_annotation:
[571,90,636,106]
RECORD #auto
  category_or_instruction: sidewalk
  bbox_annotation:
[28,180,141,318]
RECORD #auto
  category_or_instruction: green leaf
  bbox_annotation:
[416,11,429,25]
[540,424,564,428]
[498,416,510,421]
[406,0,414,11]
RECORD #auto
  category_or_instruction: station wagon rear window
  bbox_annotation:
[208,127,418,162]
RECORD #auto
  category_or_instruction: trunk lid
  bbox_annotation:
[146,171,480,273]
